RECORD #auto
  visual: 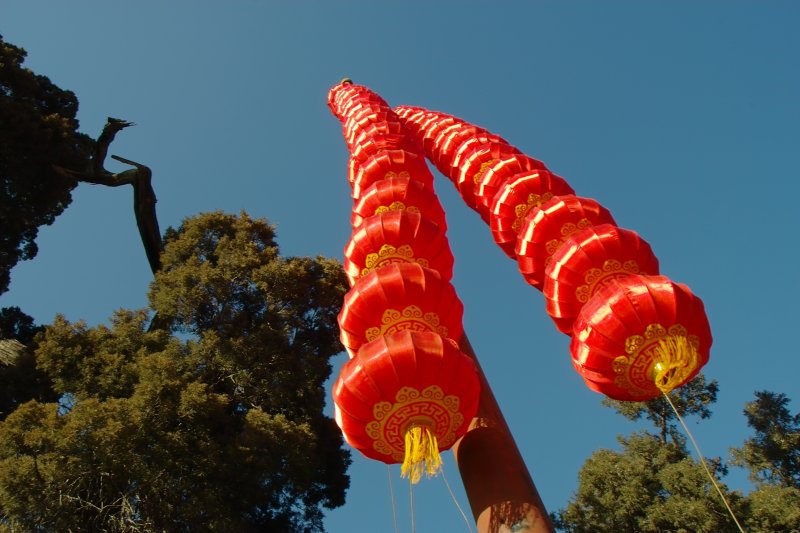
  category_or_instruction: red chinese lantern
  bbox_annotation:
[516,195,617,290]
[543,224,660,334]
[339,96,391,121]
[343,210,454,286]
[328,84,388,119]
[455,142,523,213]
[475,154,548,222]
[338,263,464,357]
[351,130,416,165]
[489,169,575,258]
[350,176,448,231]
[351,149,434,200]
[570,275,712,401]
[344,112,396,149]
[333,330,480,482]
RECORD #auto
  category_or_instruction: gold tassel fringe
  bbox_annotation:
[652,335,698,393]
[401,426,442,484]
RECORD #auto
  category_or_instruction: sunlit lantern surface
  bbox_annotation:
[516,195,617,290]
[333,331,480,482]
[489,170,575,258]
[343,210,454,286]
[350,176,448,231]
[544,224,660,334]
[570,274,712,401]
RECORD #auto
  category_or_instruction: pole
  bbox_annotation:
[453,335,554,533]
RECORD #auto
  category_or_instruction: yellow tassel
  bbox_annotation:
[652,335,698,393]
[401,425,442,484]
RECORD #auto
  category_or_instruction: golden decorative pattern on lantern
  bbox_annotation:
[385,170,411,179]
[575,259,641,303]
[512,192,555,232]
[612,323,700,398]
[365,305,447,341]
[472,159,497,184]
[545,218,594,256]
[366,385,463,462]
[362,244,430,276]
[373,201,421,217]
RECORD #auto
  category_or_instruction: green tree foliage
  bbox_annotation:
[0,34,92,294]
[743,484,800,532]
[730,391,799,488]
[602,374,719,445]
[731,391,800,532]
[0,212,350,532]
[555,432,742,532]
[0,307,56,420]
[559,381,800,532]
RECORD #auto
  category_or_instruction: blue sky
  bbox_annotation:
[3,2,799,531]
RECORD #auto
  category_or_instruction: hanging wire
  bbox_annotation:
[441,462,474,533]
[386,465,399,533]
[662,391,746,533]
[409,474,416,533]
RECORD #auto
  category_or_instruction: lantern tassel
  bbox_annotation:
[653,335,698,393]
[401,426,442,484]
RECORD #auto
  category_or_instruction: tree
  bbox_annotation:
[0,212,351,532]
[0,34,92,295]
[602,374,719,445]
[731,391,799,489]
[556,376,747,532]
[555,432,743,532]
[730,391,800,532]
[0,307,56,420]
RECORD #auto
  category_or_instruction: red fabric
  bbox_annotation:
[516,195,616,290]
[449,133,509,179]
[351,149,434,200]
[474,154,548,222]
[328,83,389,119]
[456,142,524,214]
[429,124,486,175]
[343,210,454,286]
[570,275,712,401]
[350,176,447,231]
[543,224,659,334]
[332,331,480,462]
[489,170,575,258]
[338,263,464,357]
[339,95,391,120]
[344,111,397,149]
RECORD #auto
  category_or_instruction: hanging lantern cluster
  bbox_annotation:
[395,105,711,401]
[327,82,480,483]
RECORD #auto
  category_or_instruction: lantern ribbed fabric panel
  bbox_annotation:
[327,83,480,483]
[394,104,712,402]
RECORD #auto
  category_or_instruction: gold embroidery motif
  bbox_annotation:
[612,324,700,397]
[545,219,593,256]
[373,202,420,216]
[385,170,411,179]
[365,306,447,342]
[361,244,429,276]
[366,385,462,461]
[575,260,640,303]
[512,192,554,232]
[472,159,497,184]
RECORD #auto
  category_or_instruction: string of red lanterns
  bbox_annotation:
[328,82,480,483]
[394,104,711,401]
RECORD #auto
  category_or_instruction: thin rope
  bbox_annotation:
[409,474,415,533]
[386,465,399,533]
[662,391,745,533]
[441,463,474,533]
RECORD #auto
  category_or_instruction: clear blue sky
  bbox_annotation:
[3,2,799,531]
